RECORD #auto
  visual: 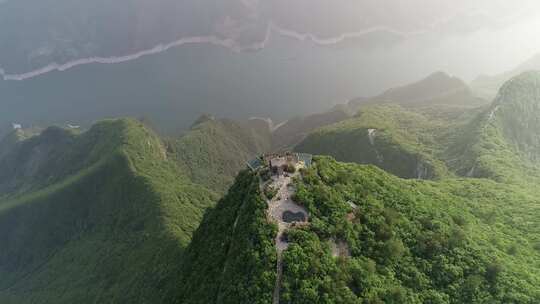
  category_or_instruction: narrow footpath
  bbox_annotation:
[262,164,308,304]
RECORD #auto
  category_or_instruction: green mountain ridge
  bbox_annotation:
[494,72,540,162]
[449,72,540,182]
[168,117,272,192]
[271,106,352,150]
[182,156,539,303]
[0,119,218,303]
[0,113,280,303]
[295,105,453,179]
[176,170,277,303]
[296,72,540,184]
[350,72,487,110]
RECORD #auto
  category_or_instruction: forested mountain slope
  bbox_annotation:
[168,117,272,192]
[0,114,277,303]
[0,119,218,303]
[295,105,451,179]
[297,72,540,183]
[175,170,277,303]
[448,71,540,182]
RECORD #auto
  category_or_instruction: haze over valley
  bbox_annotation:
[1,2,539,303]
[3,0,540,132]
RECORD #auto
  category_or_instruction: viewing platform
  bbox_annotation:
[247,152,313,172]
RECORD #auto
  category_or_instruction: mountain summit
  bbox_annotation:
[350,72,486,110]
[493,71,540,161]
[446,71,540,181]
[177,155,540,303]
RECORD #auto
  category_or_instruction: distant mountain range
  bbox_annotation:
[350,71,487,109]
[0,64,487,139]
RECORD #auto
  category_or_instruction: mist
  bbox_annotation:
[1,0,540,131]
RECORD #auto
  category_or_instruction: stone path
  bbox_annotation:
[264,167,308,304]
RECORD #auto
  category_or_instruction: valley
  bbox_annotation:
[6,31,531,134]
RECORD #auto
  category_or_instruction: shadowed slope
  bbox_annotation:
[296,105,450,179]
[176,170,277,304]
[168,118,271,192]
[0,119,217,303]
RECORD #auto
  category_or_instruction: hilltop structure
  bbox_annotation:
[247,152,312,173]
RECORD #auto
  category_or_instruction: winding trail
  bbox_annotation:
[262,164,308,304]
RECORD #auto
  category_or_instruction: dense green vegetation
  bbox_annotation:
[172,149,539,303]
[280,156,539,303]
[179,72,540,303]
[168,117,271,192]
[447,72,540,182]
[279,73,540,302]
[176,170,277,304]
[0,119,218,303]
[0,115,277,303]
[297,72,540,185]
[296,105,451,179]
